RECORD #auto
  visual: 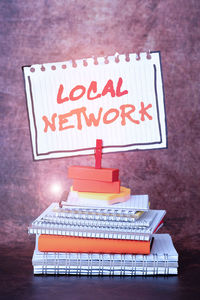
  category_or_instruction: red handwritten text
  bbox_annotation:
[57,77,128,104]
[42,102,152,132]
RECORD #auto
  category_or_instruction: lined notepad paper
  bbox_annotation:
[23,51,167,160]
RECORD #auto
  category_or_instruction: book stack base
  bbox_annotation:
[32,234,178,275]
[29,201,178,276]
[29,165,178,276]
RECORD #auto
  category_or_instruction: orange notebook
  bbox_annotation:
[73,179,120,193]
[38,235,151,254]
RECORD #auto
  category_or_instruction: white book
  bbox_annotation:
[63,194,149,209]
[32,234,178,275]
[62,194,149,210]
[28,202,165,240]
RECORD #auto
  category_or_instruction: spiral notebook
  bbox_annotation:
[23,51,167,160]
[28,202,165,240]
[32,234,178,275]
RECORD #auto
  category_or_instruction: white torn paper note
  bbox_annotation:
[23,51,167,160]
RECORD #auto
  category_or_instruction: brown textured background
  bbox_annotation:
[0,0,200,254]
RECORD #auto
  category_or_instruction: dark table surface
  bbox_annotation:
[1,241,199,300]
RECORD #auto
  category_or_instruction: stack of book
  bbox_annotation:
[29,166,178,275]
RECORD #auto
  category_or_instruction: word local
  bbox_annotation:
[42,102,153,132]
[56,77,128,103]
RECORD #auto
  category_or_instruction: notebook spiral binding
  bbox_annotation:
[48,212,141,223]
[38,211,145,222]
[57,207,140,217]
[40,217,148,229]
[29,50,152,73]
[29,225,151,240]
[36,251,171,276]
